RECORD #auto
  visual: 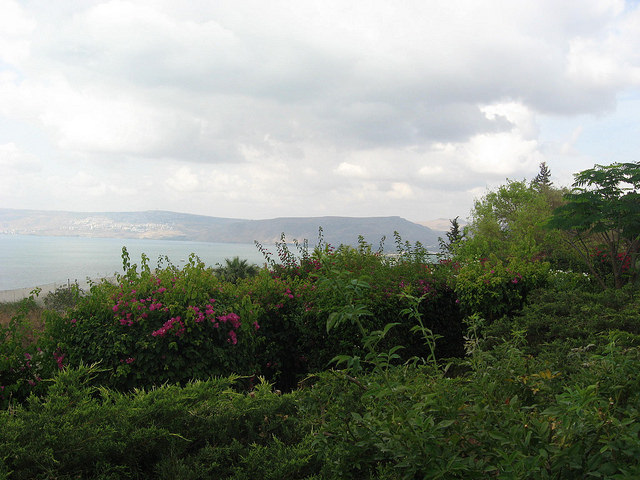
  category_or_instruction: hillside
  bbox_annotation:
[0,209,442,248]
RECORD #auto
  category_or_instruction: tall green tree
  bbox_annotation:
[531,161,553,191]
[457,179,566,262]
[547,162,640,289]
[438,216,464,257]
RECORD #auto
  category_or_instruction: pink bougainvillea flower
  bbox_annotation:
[151,316,183,337]
[53,350,66,370]
[217,313,241,329]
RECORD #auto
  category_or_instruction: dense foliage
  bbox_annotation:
[1,161,639,478]
[548,161,640,288]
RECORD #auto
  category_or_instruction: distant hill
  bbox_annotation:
[0,209,442,249]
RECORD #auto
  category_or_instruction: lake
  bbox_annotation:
[0,234,267,291]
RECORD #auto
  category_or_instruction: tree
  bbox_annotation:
[547,162,640,289]
[457,179,564,262]
[438,216,464,257]
[531,162,553,191]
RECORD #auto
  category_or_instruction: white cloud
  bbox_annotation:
[0,0,36,65]
[387,182,414,199]
[165,166,200,192]
[0,0,639,222]
[0,142,41,171]
[335,162,368,179]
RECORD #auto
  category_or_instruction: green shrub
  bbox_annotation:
[43,282,84,312]
[297,333,640,479]
[0,295,55,408]
[0,365,319,479]
[455,255,550,322]
[237,240,464,390]
[483,285,640,358]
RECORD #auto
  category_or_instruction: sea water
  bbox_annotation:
[0,234,267,291]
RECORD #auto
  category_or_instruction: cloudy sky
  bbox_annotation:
[1,0,639,223]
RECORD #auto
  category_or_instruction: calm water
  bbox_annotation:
[0,234,267,291]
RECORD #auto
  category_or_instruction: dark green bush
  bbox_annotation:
[484,285,640,357]
[455,255,550,322]
[0,296,55,408]
[0,365,319,479]
[297,335,640,479]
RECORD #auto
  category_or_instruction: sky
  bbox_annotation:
[1,0,639,224]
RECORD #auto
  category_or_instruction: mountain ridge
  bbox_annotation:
[0,208,443,248]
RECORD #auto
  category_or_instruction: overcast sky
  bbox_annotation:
[1,0,639,223]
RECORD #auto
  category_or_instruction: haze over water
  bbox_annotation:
[0,235,265,291]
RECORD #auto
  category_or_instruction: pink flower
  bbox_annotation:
[119,317,132,326]
[217,313,241,329]
[228,330,238,345]
[152,316,185,337]
[149,302,163,311]
[53,350,66,370]
[253,321,260,331]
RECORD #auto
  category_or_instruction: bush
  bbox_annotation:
[43,282,84,312]
[455,255,550,322]
[0,365,319,479]
[483,284,640,358]
[46,252,261,390]
[0,295,55,408]
[298,332,640,479]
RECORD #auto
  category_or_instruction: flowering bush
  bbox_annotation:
[591,247,633,283]
[47,253,261,390]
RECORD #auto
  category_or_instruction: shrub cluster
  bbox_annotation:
[3,227,640,478]
[28,241,464,394]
